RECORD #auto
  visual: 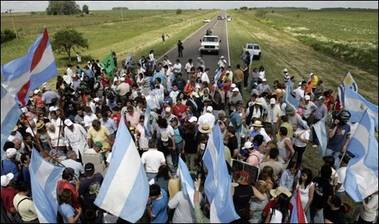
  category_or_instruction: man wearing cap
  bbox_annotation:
[229,87,243,109]
[264,98,281,133]
[1,149,19,180]
[79,163,104,222]
[1,173,18,219]
[256,78,271,96]
[87,120,113,168]
[302,95,317,125]
[197,106,215,130]
[64,119,88,163]
[250,120,272,144]
[32,89,45,112]
[163,106,176,124]
[311,96,328,124]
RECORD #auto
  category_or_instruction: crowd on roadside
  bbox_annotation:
[1,45,378,224]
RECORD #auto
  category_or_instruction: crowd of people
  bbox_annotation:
[1,44,378,224]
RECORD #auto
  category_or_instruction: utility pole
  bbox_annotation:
[8,9,18,39]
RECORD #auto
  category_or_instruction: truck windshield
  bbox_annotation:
[203,37,218,42]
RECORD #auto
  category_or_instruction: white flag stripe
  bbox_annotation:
[1,93,18,124]
[98,142,142,215]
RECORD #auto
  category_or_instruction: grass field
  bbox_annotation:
[1,10,217,68]
[227,9,378,104]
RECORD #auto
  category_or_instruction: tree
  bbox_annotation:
[52,29,88,62]
[1,29,16,44]
[46,1,81,15]
[176,9,182,14]
[82,4,89,14]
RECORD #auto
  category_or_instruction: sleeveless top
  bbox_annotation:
[277,137,290,162]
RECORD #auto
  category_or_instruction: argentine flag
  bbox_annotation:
[95,114,149,222]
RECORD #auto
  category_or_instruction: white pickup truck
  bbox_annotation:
[243,43,261,60]
[199,35,221,55]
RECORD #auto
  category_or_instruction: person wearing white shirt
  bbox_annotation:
[250,120,272,143]
[265,98,281,125]
[148,50,155,62]
[83,107,98,129]
[162,55,172,67]
[358,192,378,223]
[294,81,306,101]
[173,59,182,75]
[201,69,210,84]
[184,59,193,74]
[293,125,310,167]
[63,119,88,162]
[61,151,84,177]
[217,56,227,68]
[169,85,180,104]
[65,64,74,85]
[197,106,216,130]
[141,145,166,180]
[168,191,195,223]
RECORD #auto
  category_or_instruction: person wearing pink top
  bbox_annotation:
[246,134,265,167]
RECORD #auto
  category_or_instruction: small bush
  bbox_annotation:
[176,9,182,14]
[1,29,16,44]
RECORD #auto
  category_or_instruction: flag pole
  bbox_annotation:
[21,110,66,167]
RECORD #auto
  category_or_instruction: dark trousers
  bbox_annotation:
[294,145,306,168]
[243,70,249,87]
[178,50,183,57]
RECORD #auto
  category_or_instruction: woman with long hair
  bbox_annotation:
[249,180,269,223]
[296,168,314,222]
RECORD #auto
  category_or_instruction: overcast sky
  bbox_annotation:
[1,1,377,12]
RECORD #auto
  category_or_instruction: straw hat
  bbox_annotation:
[270,186,292,198]
[161,132,169,142]
[198,123,211,134]
[252,120,263,128]
[36,120,45,130]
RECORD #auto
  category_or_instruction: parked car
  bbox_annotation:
[217,16,223,20]
[227,16,232,22]
[243,43,261,60]
[199,35,221,55]
[203,19,211,23]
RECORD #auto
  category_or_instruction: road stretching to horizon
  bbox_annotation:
[83,11,231,175]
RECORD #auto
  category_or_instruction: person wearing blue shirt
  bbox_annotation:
[1,148,19,181]
[58,189,82,223]
[148,184,168,223]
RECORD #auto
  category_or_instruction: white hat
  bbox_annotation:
[49,106,58,112]
[220,56,225,59]
[189,116,198,123]
[270,186,292,198]
[252,120,263,127]
[5,148,17,159]
[34,89,40,94]
[165,107,171,113]
[270,98,276,104]
[231,83,236,88]
[242,141,253,149]
[304,95,311,100]
[120,77,125,81]
[93,97,100,102]
[262,78,267,82]
[283,68,288,72]
[64,119,73,126]
[1,173,14,187]
[206,106,213,113]
[161,131,169,142]
[232,87,239,92]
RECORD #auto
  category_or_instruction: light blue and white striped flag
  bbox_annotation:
[178,157,195,207]
[344,86,378,130]
[343,71,358,92]
[313,117,328,156]
[95,114,149,222]
[202,124,240,223]
[285,80,300,109]
[29,148,65,223]
[143,105,152,138]
[344,110,378,202]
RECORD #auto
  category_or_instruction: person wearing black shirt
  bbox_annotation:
[324,195,345,223]
[233,171,253,223]
[177,40,184,57]
[310,165,334,223]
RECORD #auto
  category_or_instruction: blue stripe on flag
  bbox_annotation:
[178,157,195,207]
[1,104,21,158]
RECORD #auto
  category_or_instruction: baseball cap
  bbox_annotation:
[188,116,197,123]
[161,132,169,142]
[49,106,58,112]
[64,119,73,126]
[304,95,311,101]
[206,106,213,113]
[232,87,239,92]
[262,78,267,82]
[1,173,14,187]
[84,163,95,174]
[6,148,17,159]
[34,89,40,94]
[242,141,253,149]
[231,83,236,88]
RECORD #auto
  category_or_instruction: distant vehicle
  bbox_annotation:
[217,16,223,20]
[243,43,261,60]
[227,16,232,22]
[203,19,211,23]
[200,35,221,55]
[206,29,213,35]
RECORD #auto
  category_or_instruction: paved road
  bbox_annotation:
[159,10,230,78]
[82,11,230,175]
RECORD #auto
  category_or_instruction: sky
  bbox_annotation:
[1,1,377,12]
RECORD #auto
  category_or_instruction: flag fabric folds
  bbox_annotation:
[101,52,116,78]
[29,148,65,223]
[313,117,328,156]
[290,189,307,223]
[284,80,300,109]
[344,110,378,202]
[344,87,378,130]
[343,71,358,92]
[94,113,149,222]
[1,28,57,156]
[202,124,240,223]
[178,157,195,207]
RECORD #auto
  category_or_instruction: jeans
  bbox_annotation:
[146,172,157,181]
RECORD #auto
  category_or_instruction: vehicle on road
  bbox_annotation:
[203,19,211,23]
[199,35,221,55]
[243,43,261,60]
[227,16,232,21]
[217,16,223,20]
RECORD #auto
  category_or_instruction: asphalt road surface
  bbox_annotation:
[158,11,230,78]
[83,11,230,175]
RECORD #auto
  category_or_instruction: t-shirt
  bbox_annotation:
[116,82,130,96]
[324,207,345,224]
[61,159,84,178]
[13,194,38,222]
[311,177,333,210]
[87,126,111,150]
[151,190,169,223]
[168,191,195,223]
[141,149,165,173]
[327,124,350,152]
[57,180,80,209]
[233,184,253,218]
[58,203,76,223]
[79,173,103,207]
[0,186,18,213]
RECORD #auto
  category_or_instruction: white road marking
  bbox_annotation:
[224,11,231,66]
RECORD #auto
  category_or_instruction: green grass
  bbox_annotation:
[1,10,217,67]
[227,9,378,104]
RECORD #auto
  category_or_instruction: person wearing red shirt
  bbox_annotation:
[56,168,80,209]
[111,106,121,127]
[32,90,45,111]
[172,98,188,120]
[262,187,293,223]
[324,89,335,112]
[1,173,18,217]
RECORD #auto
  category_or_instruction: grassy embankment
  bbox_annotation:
[1,9,218,78]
